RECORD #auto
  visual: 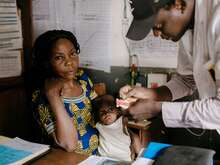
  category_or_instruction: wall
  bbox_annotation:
[111,0,130,66]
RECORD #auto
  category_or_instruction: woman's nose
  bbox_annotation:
[65,58,73,67]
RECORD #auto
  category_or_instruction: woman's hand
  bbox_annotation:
[45,78,63,99]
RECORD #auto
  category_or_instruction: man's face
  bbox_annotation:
[152,3,193,42]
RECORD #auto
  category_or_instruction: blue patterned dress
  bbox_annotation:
[32,69,98,155]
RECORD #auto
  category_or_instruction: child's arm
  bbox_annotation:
[45,79,78,152]
[129,131,143,155]
[122,117,143,159]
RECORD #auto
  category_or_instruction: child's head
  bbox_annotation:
[92,95,121,125]
[32,30,80,81]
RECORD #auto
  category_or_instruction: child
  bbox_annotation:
[30,30,98,155]
[92,95,143,162]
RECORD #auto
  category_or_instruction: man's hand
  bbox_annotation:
[119,85,133,99]
[124,99,162,121]
[120,85,157,100]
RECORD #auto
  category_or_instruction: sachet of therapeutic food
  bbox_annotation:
[116,97,137,109]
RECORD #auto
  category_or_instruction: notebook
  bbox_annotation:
[0,137,50,165]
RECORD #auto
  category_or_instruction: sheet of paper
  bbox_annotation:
[147,73,167,88]
[129,31,178,68]
[0,50,22,78]
[131,158,154,165]
[75,0,112,72]
[79,155,127,165]
[0,145,32,165]
[32,0,112,72]
[0,0,22,50]
[32,0,55,40]
[4,137,49,153]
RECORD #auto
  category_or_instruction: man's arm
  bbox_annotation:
[162,86,220,131]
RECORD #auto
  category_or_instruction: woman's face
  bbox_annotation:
[99,107,118,125]
[50,38,79,81]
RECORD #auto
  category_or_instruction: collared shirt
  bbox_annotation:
[162,0,220,134]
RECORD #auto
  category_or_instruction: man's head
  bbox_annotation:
[127,0,194,42]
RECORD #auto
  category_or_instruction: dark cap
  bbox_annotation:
[126,0,172,41]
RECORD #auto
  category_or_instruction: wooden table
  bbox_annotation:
[127,120,151,146]
[32,148,88,165]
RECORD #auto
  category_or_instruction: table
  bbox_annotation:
[32,148,88,165]
[127,120,151,146]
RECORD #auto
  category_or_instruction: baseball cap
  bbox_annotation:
[126,0,172,41]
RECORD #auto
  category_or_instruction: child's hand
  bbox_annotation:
[45,78,64,98]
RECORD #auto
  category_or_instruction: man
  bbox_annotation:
[120,0,220,154]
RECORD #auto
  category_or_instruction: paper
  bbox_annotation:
[0,145,32,165]
[4,137,49,153]
[129,31,178,68]
[0,50,22,78]
[0,0,23,50]
[79,155,129,165]
[32,0,54,40]
[75,0,112,72]
[32,0,112,72]
[147,73,167,88]
[131,157,154,165]
[0,137,49,165]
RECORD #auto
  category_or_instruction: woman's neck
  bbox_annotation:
[61,80,83,98]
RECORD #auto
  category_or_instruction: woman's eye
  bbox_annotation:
[54,56,64,60]
[71,52,78,57]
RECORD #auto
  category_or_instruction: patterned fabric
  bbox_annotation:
[32,69,98,155]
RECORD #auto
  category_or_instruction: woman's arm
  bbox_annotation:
[45,79,78,152]
[47,95,78,152]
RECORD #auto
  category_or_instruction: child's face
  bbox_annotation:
[50,38,79,80]
[99,106,118,125]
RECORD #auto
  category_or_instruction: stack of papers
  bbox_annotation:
[0,137,50,165]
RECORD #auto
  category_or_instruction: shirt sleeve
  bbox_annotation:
[165,73,197,101]
[32,90,56,135]
[164,30,197,101]
[162,86,220,133]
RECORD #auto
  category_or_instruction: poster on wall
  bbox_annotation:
[32,0,112,72]
[128,31,178,68]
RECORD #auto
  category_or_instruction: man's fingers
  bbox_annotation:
[120,85,132,99]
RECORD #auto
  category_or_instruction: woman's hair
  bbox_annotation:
[92,95,121,123]
[30,30,80,88]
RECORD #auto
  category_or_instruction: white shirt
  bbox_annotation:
[163,0,220,134]
[96,117,132,161]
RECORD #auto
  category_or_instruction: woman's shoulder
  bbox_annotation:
[77,68,94,86]
[76,68,87,79]
[32,89,48,104]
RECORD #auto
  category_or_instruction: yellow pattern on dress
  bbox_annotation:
[75,134,99,155]
[38,104,51,124]
[71,103,80,117]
